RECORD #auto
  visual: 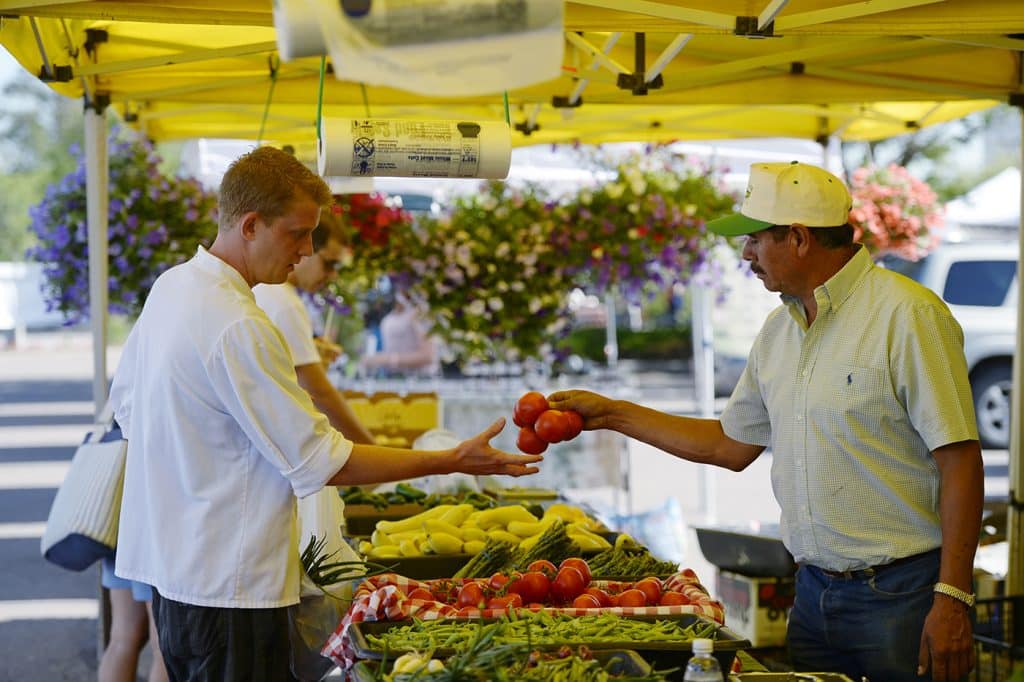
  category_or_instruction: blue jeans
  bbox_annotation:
[787,549,941,682]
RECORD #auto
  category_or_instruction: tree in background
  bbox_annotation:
[842,104,1020,203]
[0,74,82,260]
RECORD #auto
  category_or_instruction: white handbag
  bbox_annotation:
[40,425,127,571]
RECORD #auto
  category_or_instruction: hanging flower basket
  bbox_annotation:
[848,163,944,261]
[25,128,217,322]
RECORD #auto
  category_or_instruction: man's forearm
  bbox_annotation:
[934,440,985,592]
[327,445,455,486]
[607,400,763,472]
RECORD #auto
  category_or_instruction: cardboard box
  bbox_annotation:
[716,570,794,647]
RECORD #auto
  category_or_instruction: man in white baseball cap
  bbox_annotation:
[549,160,983,682]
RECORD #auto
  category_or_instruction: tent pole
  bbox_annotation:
[1008,108,1024,595]
[84,107,109,419]
[690,285,716,522]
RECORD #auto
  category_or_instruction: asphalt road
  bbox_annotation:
[0,376,110,681]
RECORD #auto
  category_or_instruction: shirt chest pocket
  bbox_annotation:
[810,364,895,421]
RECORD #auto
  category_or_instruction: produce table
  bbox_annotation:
[322,571,727,671]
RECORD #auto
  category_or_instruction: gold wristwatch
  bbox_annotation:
[933,582,976,607]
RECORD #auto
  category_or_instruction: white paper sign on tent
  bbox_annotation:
[301,0,563,96]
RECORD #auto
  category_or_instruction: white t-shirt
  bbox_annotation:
[253,283,320,367]
[109,247,352,608]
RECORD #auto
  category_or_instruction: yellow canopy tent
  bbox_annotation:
[0,0,1021,152]
[2,0,1024,593]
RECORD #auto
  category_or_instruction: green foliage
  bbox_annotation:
[0,76,82,261]
[561,326,693,363]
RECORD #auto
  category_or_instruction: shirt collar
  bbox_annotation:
[194,245,253,295]
[781,245,873,321]
[816,245,873,314]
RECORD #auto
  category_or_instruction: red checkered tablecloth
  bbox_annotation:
[321,570,724,671]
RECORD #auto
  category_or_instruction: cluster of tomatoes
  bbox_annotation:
[513,391,584,455]
[404,558,697,616]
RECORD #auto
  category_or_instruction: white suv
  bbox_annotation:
[880,240,1017,449]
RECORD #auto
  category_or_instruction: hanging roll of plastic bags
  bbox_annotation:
[318,117,511,179]
[277,0,563,96]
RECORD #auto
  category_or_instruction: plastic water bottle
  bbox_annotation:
[683,638,724,681]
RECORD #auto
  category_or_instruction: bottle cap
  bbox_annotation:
[692,637,714,654]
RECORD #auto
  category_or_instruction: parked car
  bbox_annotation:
[880,240,1017,449]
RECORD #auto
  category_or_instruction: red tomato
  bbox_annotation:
[608,592,620,607]
[584,587,612,607]
[559,558,592,585]
[563,410,584,440]
[634,577,663,606]
[487,595,514,610]
[534,409,571,443]
[514,391,549,427]
[504,592,524,608]
[407,587,434,601]
[516,427,548,455]
[508,571,550,604]
[488,572,510,591]
[525,602,545,612]
[527,559,558,579]
[572,593,602,609]
[550,566,587,604]
[457,583,486,609]
[659,591,691,606]
[617,588,648,608]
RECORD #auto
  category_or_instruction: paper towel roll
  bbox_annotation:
[318,118,511,179]
[273,0,326,61]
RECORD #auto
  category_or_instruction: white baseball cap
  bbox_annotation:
[707,161,853,236]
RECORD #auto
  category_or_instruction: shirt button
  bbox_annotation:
[802,370,808,377]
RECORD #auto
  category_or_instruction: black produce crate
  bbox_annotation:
[973,595,1024,682]
[349,648,655,680]
[694,527,796,577]
[344,503,426,537]
[349,613,749,680]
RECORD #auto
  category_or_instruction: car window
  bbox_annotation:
[878,254,925,281]
[943,260,1017,306]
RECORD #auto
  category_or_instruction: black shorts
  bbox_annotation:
[151,590,297,682]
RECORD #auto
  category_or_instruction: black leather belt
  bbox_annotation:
[815,547,941,580]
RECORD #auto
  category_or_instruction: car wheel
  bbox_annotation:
[972,363,1012,449]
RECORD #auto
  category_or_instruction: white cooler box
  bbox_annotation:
[716,570,795,648]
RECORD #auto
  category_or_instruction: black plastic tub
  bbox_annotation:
[693,526,796,577]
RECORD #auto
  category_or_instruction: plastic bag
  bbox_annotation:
[288,571,355,681]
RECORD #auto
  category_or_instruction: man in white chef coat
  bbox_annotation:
[109,146,542,681]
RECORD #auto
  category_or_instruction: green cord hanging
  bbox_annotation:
[316,56,326,142]
[360,83,371,118]
[258,55,280,146]
[503,91,511,125]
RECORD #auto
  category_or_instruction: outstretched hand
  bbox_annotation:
[451,418,543,477]
[547,389,615,431]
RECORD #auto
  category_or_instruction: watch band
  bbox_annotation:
[934,581,976,607]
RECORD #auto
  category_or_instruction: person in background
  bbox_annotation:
[254,209,375,445]
[98,564,168,682]
[549,161,983,682]
[109,146,542,681]
[360,290,439,376]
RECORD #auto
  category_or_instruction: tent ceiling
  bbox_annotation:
[0,1,1022,152]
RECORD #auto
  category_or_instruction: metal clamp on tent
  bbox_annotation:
[615,33,664,95]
